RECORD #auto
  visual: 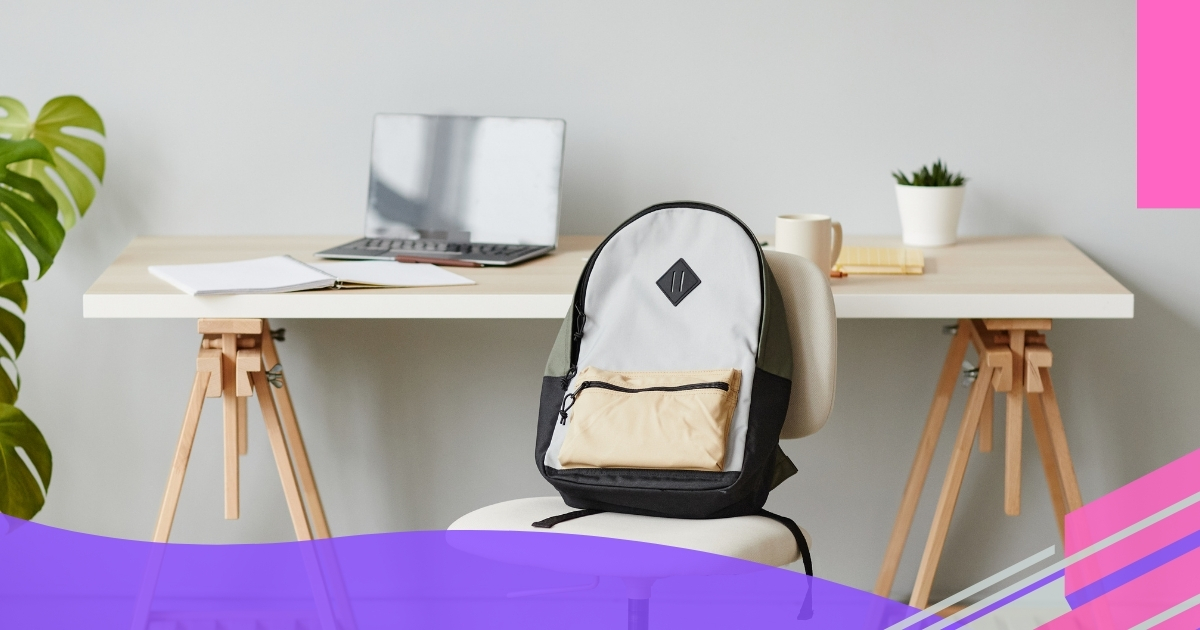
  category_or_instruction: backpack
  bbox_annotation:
[534,201,812,576]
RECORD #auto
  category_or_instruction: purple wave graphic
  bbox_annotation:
[0,516,928,629]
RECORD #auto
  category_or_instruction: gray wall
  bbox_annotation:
[7,0,1195,601]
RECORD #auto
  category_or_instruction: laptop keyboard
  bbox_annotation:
[350,239,541,257]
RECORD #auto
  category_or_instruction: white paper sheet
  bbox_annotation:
[149,256,336,295]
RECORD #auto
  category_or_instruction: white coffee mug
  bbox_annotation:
[775,214,843,276]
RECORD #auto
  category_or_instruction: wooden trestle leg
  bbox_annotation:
[152,350,218,543]
[978,384,994,453]
[874,321,971,598]
[1038,367,1083,511]
[261,321,331,539]
[1028,393,1067,540]
[252,370,312,540]
[878,318,1083,609]
[910,363,995,608]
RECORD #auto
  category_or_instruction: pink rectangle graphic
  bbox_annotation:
[1138,0,1200,208]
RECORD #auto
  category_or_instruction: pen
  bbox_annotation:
[394,255,484,268]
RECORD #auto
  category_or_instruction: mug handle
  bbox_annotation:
[830,221,843,267]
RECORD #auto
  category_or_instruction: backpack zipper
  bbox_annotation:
[577,380,729,394]
[558,379,730,425]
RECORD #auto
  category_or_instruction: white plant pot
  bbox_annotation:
[895,184,965,247]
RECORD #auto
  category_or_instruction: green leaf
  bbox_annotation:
[0,233,29,287]
[0,137,63,283]
[0,138,54,166]
[0,403,52,520]
[0,184,64,279]
[0,307,24,357]
[0,369,15,406]
[4,168,59,214]
[0,98,32,138]
[0,282,25,405]
[0,282,27,312]
[0,96,105,229]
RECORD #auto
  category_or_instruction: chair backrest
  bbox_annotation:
[764,250,837,439]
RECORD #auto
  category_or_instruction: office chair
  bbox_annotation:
[449,250,837,629]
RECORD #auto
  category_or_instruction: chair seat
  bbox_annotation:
[448,497,808,574]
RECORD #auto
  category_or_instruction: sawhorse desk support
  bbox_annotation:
[154,317,329,541]
[134,318,353,630]
[875,318,1084,608]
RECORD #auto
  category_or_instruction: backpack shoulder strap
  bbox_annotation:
[532,507,813,578]
[531,509,604,529]
[758,509,813,576]
[758,509,815,620]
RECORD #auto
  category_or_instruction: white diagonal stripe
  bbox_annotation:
[1129,592,1200,630]
[885,546,1056,630]
[924,568,1062,630]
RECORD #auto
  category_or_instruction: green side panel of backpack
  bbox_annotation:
[544,309,574,378]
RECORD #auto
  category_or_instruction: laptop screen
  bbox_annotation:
[365,114,565,245]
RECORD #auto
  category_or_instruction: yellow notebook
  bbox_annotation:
[834,247,925,275]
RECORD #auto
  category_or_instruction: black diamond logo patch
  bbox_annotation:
[656,258,701,306]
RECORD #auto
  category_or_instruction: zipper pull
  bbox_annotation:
[571,314,586,341]
[558,390,577,425]
[558,379,586,425]
[559,365,577,389]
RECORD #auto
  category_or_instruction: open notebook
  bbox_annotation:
[149,256,474,296]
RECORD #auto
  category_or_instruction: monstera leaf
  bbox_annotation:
[0,403,51,520]
[0,138,63,284]
[0,96,105,229]
[0,134,62,520]
[0,136,54,406]
[0,281,28,405]
[0,96,101,521]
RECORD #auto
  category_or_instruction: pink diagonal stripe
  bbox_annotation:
[1068,501,1200,599]
[1064,447,1200,593]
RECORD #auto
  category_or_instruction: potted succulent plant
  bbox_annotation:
[892,160,967,247]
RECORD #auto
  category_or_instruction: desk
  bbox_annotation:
[85,234,1132,606]
[85,235,1131,319]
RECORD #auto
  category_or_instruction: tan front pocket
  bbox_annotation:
[557,367,742,472]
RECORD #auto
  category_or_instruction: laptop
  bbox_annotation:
[317,114,566,266]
